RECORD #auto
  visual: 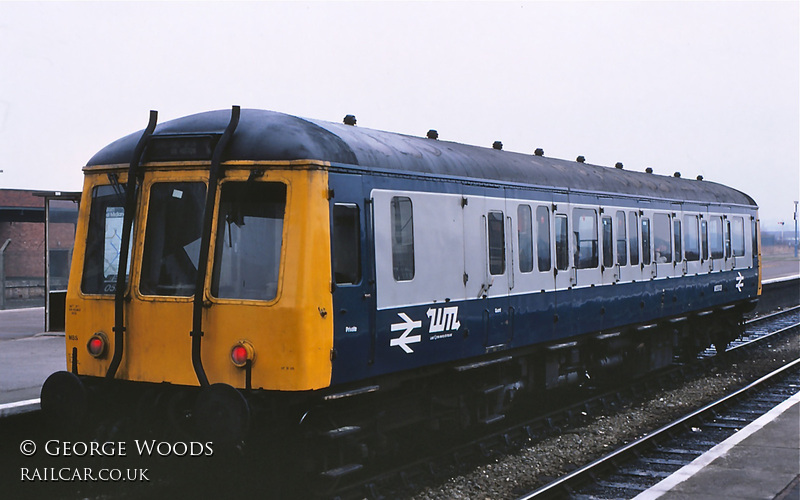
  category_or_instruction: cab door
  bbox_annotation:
[328,173,376,369]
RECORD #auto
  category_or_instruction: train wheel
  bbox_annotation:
[40,371,88,428]
[193,383,250,445]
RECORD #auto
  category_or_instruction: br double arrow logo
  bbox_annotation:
[390,313,422,354]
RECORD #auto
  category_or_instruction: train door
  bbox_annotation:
[552,206,574,338]
[672,205,685,277]
[707,212,726,273]
[728,214,748,270]
[723,213,747,272]
[599,210,617,285]
[553,209,573,290]
[461,191,511,350]
[653,211,674,279]
[699,211,713,274]
[120,175,209,385]
[618,209,642,283]
[640,210,656,279]
[485,195,511,349]
[572,205,602,287]
[683,212,704,276]
[328,173,376,366]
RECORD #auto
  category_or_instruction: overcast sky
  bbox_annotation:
[1,1,797,229]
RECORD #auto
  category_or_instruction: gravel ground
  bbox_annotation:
[407,331,799,500]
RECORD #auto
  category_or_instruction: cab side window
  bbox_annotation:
[333,204,361,284]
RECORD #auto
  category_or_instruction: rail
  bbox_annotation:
[516,348,800,499]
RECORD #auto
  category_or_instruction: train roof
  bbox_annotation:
[87,108,756,207]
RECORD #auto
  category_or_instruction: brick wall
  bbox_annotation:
[1,190,78,305]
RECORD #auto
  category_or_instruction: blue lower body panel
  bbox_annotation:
[330,268,758,385]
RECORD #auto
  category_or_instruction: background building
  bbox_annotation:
[0,189,79,310]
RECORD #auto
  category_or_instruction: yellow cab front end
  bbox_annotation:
[64,161,334,393]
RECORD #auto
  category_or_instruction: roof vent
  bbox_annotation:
[576,155,586,163]
[534,148,544,156]
[645,167,653,174]
[615,162,623,169]
[493,141,503,150]
[343,115,357,126]
[427,129,439,140]
[673,172,681,178]
[696,175,704,181]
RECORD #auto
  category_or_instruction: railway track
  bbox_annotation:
[327,306,800,500]
[704,305,800,356]
[517,357,800,499]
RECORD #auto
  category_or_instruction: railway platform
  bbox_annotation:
[0,307,64,416]
[634,391,800,500]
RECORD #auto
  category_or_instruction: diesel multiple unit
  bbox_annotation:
[42,107,760,477]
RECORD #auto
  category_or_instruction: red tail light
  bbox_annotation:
[87,332,108,358]
[230,341,255,367]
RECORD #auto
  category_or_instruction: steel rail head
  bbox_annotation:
[516,356,800,500]
[106,110,158,379]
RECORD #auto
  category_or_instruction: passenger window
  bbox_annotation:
[555,214,569,271]
[641,217,652,265]
[629,212,639,266]
[82,184,132,295]
[140,182,206,296]
[709,216,724,259]
[684,215,700,261]
[701,219,709,261]
[517,205,534,273]
[573,208,598,269]
[391,197,415,281]
[487,211,506,275]
[536,206,551,272]
[653,213,672,263]
[212,182,287,300]
[616,211,627,266]
[332,204,361,284]
[674,219,682,262]
[602,216,613,268]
